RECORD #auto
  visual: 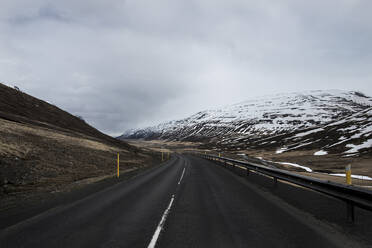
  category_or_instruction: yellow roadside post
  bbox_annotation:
[346,164,352,185]
[219,153,221,158]
[117,152,120,178]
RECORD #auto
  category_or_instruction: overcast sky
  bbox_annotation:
[1,0,371,136]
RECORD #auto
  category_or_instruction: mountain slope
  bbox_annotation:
[0,83,131,149]
[120,90,372,156]
[235,106,372,156]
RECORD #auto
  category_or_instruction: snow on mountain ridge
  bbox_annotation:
[119,90,372,144]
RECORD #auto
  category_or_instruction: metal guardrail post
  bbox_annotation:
[273,177,278,188]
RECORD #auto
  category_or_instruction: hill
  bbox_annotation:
[0,83,157,210]
[0,83,131,150]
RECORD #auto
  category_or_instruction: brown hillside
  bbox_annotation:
[0,83,158,210]
[0,83,131,150]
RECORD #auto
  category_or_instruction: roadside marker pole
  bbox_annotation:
[219,153,221,158]
[346,164,352,185]
[168,152,170,160]
[162,152,164,162]
[117,153,120,178]
[346,164,355,222]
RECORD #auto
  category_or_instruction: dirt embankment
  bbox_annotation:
[0,117,161,210]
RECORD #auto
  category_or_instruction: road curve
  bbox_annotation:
[0,154,362,247]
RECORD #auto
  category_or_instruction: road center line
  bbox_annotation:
[147,194,175,248]
[178,167,186,185]
[147,166,186,248]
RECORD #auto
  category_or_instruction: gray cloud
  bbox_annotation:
[1,0,371,135]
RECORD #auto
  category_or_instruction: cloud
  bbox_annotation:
[1,0,371,135]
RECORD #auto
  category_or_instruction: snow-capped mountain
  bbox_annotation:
[119,90,372,155]
[233,106,372,156]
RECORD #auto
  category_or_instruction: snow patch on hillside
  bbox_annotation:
[314,150,328,156]
[276,147,287,154]
[330,173,372,181]
[295,128,324,137]
[277,162,313,172]
[345,139,372,153]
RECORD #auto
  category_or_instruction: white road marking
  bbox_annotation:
[147,166,186,248]
[147,195,175,248]
[178,167,186,185]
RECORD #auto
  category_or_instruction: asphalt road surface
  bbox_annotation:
[0,154,364,247]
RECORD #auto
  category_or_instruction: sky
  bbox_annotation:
[1,0,372,136]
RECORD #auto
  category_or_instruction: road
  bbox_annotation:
[0,154,361,247]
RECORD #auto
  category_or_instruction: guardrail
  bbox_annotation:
[200,154,372,222]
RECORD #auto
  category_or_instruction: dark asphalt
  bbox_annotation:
[0,154,364,247]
